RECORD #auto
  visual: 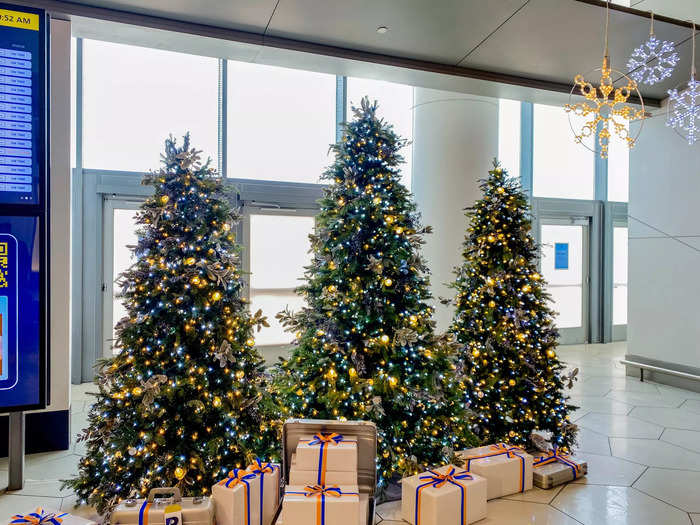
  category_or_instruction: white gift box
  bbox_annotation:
[401,465,487,525]
[212,468,262,525]
[9,508,97,525]
[245,460,282,525]
[289,453,358,486]
[275,493,368,525]
[295,433,358,474]
[459,444,533,500]
[282,485,360,525]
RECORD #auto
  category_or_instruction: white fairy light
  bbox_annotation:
[667,22,699,145]
[627,13,679,85]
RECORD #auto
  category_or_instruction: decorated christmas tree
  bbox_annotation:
[274,98,477,489]
[65,135,276,513]
[448,161,577,450]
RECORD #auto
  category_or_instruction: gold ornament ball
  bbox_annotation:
[211,291,222,302]
[383,278,393,287]
[508,379,516,386]
[174,467,186,480]
[488,300,496,308]
[212,396,222,408]
[547,349,556,358]
[380,334,390,344]
[184,257,196,266]
[245,338,255,347]
[160,195,169,204]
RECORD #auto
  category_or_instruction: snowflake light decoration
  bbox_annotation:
[565,56,646,158]
[627,14,679,86]
[667,23,699,145]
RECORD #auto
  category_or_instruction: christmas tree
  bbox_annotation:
[274,98,477,489]
[65,135,276,513]
[448,162,577,450]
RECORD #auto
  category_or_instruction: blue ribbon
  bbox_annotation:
[414,468,473,525]
[533,446,581,480]
[307,433,344,485]
[11,509,68,525]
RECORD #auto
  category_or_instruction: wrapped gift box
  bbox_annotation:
[289,453,358,486]
[10,508,98,525]
[295,432,358,474]
[532,449,587,489]
[401,465,487,525]
[275,493,368,525]
[212,468,262,525]
[283,485,359,525]
[246,459,282,525]
[459,444,533,500]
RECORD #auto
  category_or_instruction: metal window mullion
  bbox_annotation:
[595,121,608,201]
[520,101,534,201]
[218,59,227,178]
[71,38,84,383]
[335,76,347,142]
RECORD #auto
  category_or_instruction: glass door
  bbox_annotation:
[540,219,590,344]
[102,197,143,357]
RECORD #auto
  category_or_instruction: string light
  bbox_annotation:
[667,22,699,145]
[627,12,679,85]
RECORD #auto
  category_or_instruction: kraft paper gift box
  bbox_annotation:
[289,452,359,486]
[401,465,487,525]
[283,485,360,525]
[532,448,587,489]
[212,468,262,525]
[459,443,533,500]
[246,459,282,525]
[295,433,358,474]
[275,493,368,525]
[10,508,97,525]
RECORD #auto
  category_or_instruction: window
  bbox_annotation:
[607,123,630,202]
[82,40,218,171]
[347,77,413,189]
[613,226,628,325]
[533,103,595,199]
[227,61,336,183]
[248,213,315,346]
[498,99,520,180]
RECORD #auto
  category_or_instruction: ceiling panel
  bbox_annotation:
[461,0,693,100]
[265,0,528,64]
[69,0,278,33]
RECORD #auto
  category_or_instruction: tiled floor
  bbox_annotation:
[2,342,700,524]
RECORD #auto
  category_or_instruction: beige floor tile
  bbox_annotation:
[633,468,700,512]
[376,500,401,521]
[569,396,634,415]
[629,406,700,431]
[655,384,700,401]
[570,408,591,422]
[690,514,700,525]
[481,498,581,524]
[568,381,613,397]
[584,376,660,394]
[611,438,700,471]
[606,390,685,408]
[4,479,72,498]
[577,413,663,439]
[571,453,646,486]
[0,494,64,524]
[660,428,700,454]
[576,427,611,456]
[60,494,102,522]
[552,484,690,525]
[500,484,563,504]
[681,399,700,414]
[24,454,82,480]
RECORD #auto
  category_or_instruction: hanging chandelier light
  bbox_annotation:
[666,22,699,145]
[565,0,646,159]
[627,12,680,85]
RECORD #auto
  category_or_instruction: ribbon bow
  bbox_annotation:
[248,458,277,475]
[286,485,358,525]
[489,443,525,458]
[415,468,473,525]
[534,446,582,479]
[308,433,343,446]
[11,509,68,525]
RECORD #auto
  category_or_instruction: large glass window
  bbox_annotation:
[533,104,595,199]
[249,213,315,346]
[613,226,628,325]
[347,78,413,189]
[227,62,336,183]
[607,123,630,202]
[82,40,218,171]
[498,99,521,180]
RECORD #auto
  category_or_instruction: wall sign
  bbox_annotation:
[555,243,569,270]
[0,2,46,412]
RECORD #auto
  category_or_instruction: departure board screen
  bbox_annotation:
[0,4,45,205]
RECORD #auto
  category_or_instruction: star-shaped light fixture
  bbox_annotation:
[627,12,680,86]
[667,22,699,145]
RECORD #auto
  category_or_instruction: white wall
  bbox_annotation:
[628,108,700,374]
[411,89,499,331]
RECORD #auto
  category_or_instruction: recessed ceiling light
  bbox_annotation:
[376,26,389,34]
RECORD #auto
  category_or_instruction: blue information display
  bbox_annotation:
[555,243,569,270]
[0,216,42,408]
[0,3,44,205]
[0,3,46,412]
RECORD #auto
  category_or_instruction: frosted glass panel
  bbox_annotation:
[533,104,595,199]
[249,214,314,345]
[112,208,139,345]
[227,61,336,182]
[498,99,520,179]
[83,40,218,171]
[608,122,630,202]
[541,224,585,329]
[347,78,413,188]
[613,226,628,325]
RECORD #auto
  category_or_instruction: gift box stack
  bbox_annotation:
[212,459,281,525]
[280,431,368,525]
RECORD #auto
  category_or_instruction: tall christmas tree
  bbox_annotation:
[274,98,477,489]
[65,135,276,514]
[448,161,577,450]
